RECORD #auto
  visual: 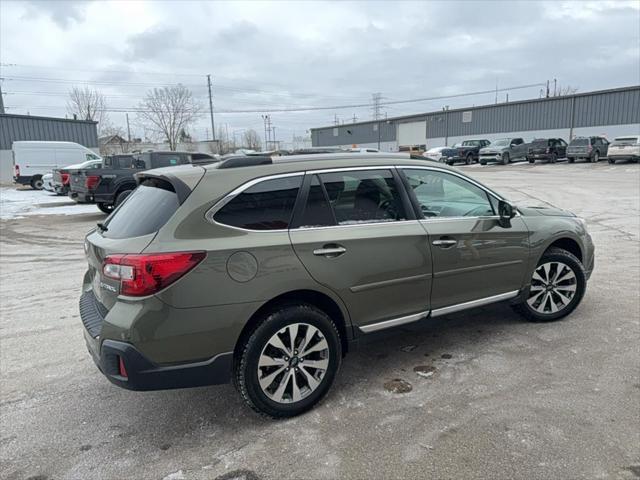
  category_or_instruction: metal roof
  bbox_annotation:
[0,113,99,150]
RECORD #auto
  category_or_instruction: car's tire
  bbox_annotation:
[502,153,510,165]
[608,158,615,164]
[480,161,487,166]
[30,175,44,190]
[465,154,473,165]
[512,247,586,323]
[446,161,454,166]
[568,157,575,163]
[114,189,133,207]
[550,153,557,164]
[234,304,342,418]
[591,151,599,163]
[97,202,114,214]
[528,158,535,164]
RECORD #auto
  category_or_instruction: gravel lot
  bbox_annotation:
[1,161,639,480]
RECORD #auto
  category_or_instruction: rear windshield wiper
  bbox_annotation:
[97,222,108,232]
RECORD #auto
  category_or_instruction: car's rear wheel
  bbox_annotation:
[568,157,575,163]
[591,151,599,163]
[235,304,342,418]
[480,161,487,166]
[30,175,44,190]
[608,158,615,164]
[550,153,557,164]
[502,153,510,165]
[528,157,535,164]
[97,202,114,214]
[465,154,473,165]
[513,247,586,322]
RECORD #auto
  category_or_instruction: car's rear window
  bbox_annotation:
[570,138,589,145]
[102,179,179,239]
[532,139,549,145]
[151,153,189,168]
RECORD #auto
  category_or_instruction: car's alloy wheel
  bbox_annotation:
[513,247,586,322]
[527,262,577,314]
[592,151,599,163]
[235,304,341,417]
[258,323,329,404]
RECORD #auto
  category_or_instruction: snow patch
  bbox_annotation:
[0,187,100,219]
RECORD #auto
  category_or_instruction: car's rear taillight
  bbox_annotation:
[61,173,70,185]
[85,175,100,190]
[102,251,206,297]
[14,165,20,177]
[587,145,593,152]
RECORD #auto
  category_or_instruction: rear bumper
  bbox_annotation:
[527,153,555,160]
[479,155,501,163]
[84,331,233,391]
[69,190,95,204]
[608,154,639,161]
[79,290,234,391]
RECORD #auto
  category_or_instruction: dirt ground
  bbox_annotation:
[1,161,639,480]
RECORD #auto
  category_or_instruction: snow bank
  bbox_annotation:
[0,187,99,220]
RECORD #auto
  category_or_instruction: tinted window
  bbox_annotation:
[103,180,179,239]
[214,176,302,230]
[318,170,406,225]
[403,169,494,218]
[151,153,189,168]
[299,175,335,227]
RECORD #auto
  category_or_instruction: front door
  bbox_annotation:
[289,169,433,330]
[400,167,530,310]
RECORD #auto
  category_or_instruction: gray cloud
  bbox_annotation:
[22,0,89,29]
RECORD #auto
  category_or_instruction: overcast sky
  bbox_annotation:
[1,0,639,144]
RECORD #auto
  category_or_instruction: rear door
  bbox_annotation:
[289,168,433,331]
[400,167,529,311]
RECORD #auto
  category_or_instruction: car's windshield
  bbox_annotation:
[462,140,482,146]
[490,139,510,147]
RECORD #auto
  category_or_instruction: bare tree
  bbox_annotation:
[67,86,107,126]
[242,129,262,150]
[557,85,579,96]
[137,84,201,151]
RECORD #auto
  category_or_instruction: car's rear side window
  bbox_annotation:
[214,176,302,230]
[298,175,335,228]
[313,169,407,225]
[102,180,179,239]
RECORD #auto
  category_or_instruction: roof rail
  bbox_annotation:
[217,155,273,169]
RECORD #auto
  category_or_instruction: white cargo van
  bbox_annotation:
[13,141,101,190]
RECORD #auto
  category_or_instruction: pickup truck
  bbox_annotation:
[69,151,194,213]
[52,159,102,195]
[440,139,491,165]
[479,138,528,165]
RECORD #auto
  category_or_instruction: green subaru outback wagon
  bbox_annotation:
[80,153,594,417]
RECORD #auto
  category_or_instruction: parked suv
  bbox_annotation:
[80,153,594,417]
[606,136,640,164]
[527,138,568,163]
[479,138,528,165]
[566,136,609,163]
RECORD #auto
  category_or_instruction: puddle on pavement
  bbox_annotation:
[383,378,413,393]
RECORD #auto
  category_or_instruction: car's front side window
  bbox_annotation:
[214,176,302,230]
[299,169,406,226]
[402,169,495,218]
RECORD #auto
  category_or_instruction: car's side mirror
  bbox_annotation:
[498,200,516,228]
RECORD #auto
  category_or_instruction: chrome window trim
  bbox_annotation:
[295,219,421,232]
[204,172,304,231]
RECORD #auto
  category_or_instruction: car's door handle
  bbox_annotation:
[432,239,457,248]
[313,246,347,257]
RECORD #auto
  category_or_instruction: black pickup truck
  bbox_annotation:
[440,139,491,165]
[69,151,199,213]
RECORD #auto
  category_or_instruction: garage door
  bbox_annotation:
[397,121,426,147]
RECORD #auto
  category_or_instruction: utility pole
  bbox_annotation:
[262,114,270,150]
[207,74,216,143]
[546,80,550,98]
[334,114,339,125]
[125,113,131,142]
[352,113,358,123]
[272,126,277,150]
[553,78,557,97]
[0,83,5,114]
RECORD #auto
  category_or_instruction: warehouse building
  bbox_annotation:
[310,86,640,152]
[0,114,99,184]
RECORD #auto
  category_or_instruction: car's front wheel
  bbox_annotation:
[591,151,599,163]
[502,153,510,165]
[97,202,114,214]
[513,247,586,322]
[30,175,44,190]
[235,304,342,418]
